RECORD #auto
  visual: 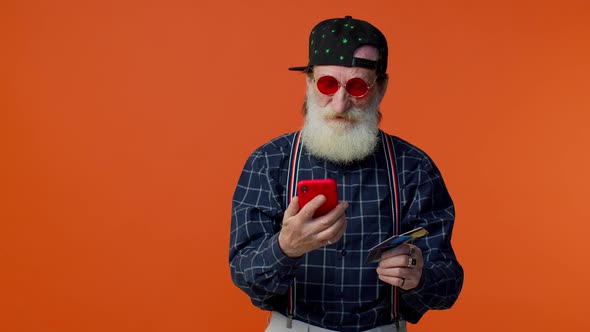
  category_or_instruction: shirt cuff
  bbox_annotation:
[269,233,302,276]
[399,262,432,307]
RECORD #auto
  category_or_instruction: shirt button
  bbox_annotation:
[340,249,347,256]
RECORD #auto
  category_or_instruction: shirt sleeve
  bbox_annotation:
[229,148,301,310]
[398,154,464,323]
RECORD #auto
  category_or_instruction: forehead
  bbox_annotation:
[312,65,376,81]
[353,45,379,61]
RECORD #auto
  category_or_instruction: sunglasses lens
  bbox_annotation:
[316,76,339,95]
[345,77,369,97]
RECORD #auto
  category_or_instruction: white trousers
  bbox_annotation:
[264,312,407,332]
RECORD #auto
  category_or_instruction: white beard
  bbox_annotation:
[301,85,381,164]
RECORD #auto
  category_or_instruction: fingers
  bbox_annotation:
[317,214,347,245]
[380,243,421,261]
[377,275,417,290]
[377,243,423,290]
[379,244,422,270]
[377,267,411,281]
[377,261,420,290]
[314,201,348,242]
[318,201,348,225]
[376,265,412,278]
[297,194,327,219]
[378,255,419,269]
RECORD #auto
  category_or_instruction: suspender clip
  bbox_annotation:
[286,314,293,328]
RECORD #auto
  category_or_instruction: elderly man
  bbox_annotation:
[230,16,463,332]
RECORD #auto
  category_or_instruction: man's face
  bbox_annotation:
[301,46,387,164]
[306,45,383,118]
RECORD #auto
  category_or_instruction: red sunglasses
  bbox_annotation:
[315,75,376,98]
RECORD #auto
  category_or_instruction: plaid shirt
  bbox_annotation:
[230,131,463,331]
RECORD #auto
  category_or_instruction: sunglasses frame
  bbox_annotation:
[314,75,378,98]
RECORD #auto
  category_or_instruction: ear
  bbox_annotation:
[305,73,314,86]
[372,76,389,104]
[377,76,389,96]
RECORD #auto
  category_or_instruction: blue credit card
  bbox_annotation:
[382,235,412,249]
[365,227,429,264]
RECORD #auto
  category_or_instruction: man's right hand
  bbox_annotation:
[278,196,348,258]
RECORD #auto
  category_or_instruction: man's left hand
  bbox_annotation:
[376,243,423,290]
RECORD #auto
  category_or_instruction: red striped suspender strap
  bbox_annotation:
[285,131,302,328]
[284,130,400,327]
[381,130,402,325]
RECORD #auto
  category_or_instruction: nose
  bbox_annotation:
[330,86,352,114]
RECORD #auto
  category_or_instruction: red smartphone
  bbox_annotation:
[297,179,338,218]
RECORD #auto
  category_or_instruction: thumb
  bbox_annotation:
[284,196,302,219]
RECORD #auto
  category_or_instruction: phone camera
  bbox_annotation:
[301,186,308,193]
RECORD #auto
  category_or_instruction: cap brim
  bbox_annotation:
[288,66,308,71]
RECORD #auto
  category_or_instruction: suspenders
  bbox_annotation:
[285,131,303,328]
[284,130,402,328]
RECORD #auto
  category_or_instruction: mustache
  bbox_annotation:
[321,108,364,122]
[311,104,368,122]
[302,91,383,124]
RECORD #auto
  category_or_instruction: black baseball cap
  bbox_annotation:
[288,16,388,74]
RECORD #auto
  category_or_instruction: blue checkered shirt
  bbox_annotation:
[229,131,463,331]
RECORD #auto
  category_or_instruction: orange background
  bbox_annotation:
[2,0,590,331]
